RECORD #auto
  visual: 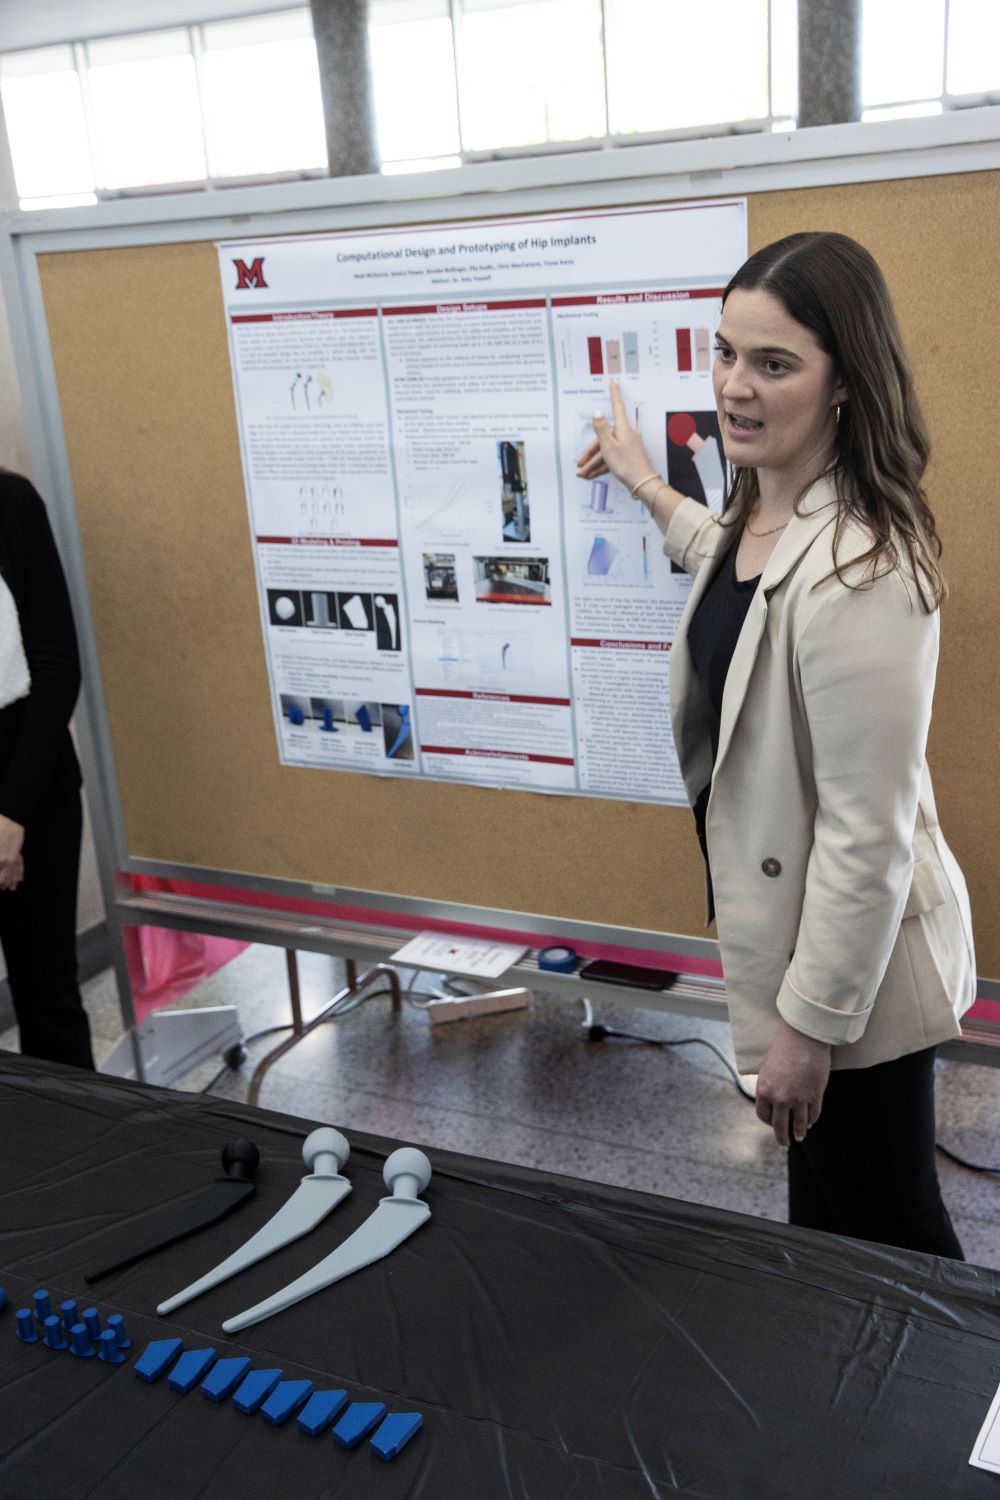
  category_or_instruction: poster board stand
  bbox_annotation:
[2,111,999,1079]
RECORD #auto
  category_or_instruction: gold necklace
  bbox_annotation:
[744,514,790,538]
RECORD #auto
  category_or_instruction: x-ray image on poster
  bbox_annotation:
[665,409,730,573]
[219,198,747,805]
[665,410,728,507]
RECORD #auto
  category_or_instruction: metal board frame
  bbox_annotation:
[2,108,999,1064]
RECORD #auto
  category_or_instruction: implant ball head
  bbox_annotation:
[220,1140,260,1182]
[303,1127,349,1176]
[383,1147,432,1197]
[274,596,296,621]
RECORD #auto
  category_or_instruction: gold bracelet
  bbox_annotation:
[645,480,669,515]
[630,471,661,498]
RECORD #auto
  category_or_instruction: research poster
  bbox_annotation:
[218,198,746,804]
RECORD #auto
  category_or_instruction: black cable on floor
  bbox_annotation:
[199,1023,293,1094]
[584,1013,1000,1174]
[198,985,402,1095]
[934,1141,1000,1175]
[585,1020,756,1101]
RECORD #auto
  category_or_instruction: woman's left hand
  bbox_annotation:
[0,815,25,891]
[754,1020,831,1148]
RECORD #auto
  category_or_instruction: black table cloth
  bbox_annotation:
[0,1052,997,1499]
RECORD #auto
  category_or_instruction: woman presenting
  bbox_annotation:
[0,469,94,1070]
[578,232,975,1256]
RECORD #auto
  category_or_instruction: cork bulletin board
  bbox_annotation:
[34,168,999,971]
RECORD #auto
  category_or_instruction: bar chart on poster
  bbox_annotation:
[219,200,746,807]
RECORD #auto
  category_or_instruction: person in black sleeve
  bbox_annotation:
[0,469,94,1070]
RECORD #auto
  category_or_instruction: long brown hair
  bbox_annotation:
[720,232,945,610]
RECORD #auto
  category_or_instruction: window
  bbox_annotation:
[606,0,771,136]
[0,10,325,208]
[86,31,206,190]
[4,1,1000,208]
[861,0,1000,119]
[370,0,798,167]
[369,0,461,165]
[200,13,326,180]
[456,0,606,152]
[947,0,1000,96]
[861,0,945,115]
[0,46,96,208]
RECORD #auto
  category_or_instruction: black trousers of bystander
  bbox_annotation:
[787,1045,964,1259]
[0,778,94,1071]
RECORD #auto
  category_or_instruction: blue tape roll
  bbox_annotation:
[538,945,578,974]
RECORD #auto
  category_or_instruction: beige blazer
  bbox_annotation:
[661,476,976,1073]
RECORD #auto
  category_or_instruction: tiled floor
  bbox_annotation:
[3,945,998,1268]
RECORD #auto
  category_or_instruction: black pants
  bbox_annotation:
[0,783,94,1070]
[787,1046,963,1259]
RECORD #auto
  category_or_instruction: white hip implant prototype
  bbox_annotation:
[222,1148,431,1334]
[374,595,398,650]
[156,1128,351,1316]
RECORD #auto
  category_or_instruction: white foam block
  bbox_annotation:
[970,1380,1000,1474]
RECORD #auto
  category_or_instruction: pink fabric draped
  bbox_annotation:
[129,875,249,1021]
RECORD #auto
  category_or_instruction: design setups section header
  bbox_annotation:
[217,199,747,805]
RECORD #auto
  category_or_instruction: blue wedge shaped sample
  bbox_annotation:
[260,1379,313,1425]
[371,1413,423,1461]
[297,1389,348,1436]
[332,1402,387,1450]
[232,1367,282,1413]
[201,1355,251,1401]
[168,1348,218,1393]
[134,1338,184,1382]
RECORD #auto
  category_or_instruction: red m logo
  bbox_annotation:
[233,257,268,290]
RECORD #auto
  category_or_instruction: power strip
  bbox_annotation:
[424,987,533,1026]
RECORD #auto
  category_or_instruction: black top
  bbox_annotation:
[0,472,81,826]
[686,535,761,921]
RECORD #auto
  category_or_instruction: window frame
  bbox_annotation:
[3,0,1000,208]
[860,0,1000,120]
[1,11,329,208]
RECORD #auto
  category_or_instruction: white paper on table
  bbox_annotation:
[969,1380,1000,1473]
[391,931,528,979]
